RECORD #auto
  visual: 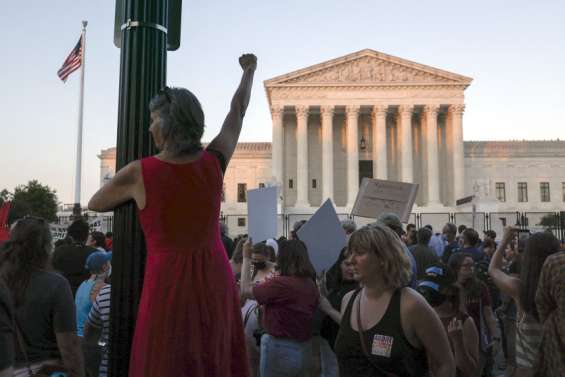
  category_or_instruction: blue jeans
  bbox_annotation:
[260,334,312,377]
[318,337,339,377]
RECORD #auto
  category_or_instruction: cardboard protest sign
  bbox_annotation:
[247,186,278,244]
[351,178,418,223]
[297,199,347,274]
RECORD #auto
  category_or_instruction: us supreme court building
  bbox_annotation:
[99,49,565,234]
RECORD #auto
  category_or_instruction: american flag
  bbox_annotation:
[57,36,83,82]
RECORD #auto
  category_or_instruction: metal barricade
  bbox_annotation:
[453,212,487,232]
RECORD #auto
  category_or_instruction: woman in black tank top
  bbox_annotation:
[334,224,455,377]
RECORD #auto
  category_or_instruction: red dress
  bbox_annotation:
[129,151,249,377]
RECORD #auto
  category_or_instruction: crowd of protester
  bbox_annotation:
[0,214,564,377]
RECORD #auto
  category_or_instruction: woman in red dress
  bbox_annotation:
[88,54,257,377]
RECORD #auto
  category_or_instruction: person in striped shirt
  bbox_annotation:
[83,284,111,377]
[488,228,559,376]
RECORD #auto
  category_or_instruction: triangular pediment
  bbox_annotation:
[265,49,472,87]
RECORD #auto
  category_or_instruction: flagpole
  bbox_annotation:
[73,20,87,218]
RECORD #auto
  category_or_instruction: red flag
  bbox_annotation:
[0,201,11,242]
[57,36,83,82]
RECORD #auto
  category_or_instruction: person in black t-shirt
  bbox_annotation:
[52,219,97,296]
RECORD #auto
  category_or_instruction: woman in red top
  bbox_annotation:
[240,239,319,377]
[88,54,257,377]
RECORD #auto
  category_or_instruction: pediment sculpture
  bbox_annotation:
[280,56,459,85]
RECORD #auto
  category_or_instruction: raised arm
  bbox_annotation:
[208,54,257,166]
[488,227,520,302]
[240,238,255,300]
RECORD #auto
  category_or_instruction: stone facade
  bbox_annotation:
[98,140,565,212]
[266,49,471,212]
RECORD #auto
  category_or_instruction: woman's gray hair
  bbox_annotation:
[149,87,205,156]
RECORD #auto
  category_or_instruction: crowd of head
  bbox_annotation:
[1,213,564,377]
[229,215,564,377]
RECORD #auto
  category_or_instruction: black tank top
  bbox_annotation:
[334,288,428,377]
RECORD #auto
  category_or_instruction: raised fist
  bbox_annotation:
[239,54,257,71]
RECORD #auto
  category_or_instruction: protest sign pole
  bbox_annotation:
[110,1,167,375]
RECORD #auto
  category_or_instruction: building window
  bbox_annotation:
[237,183,247,203]
[258,183,265,188]
[518,182,528,202]
[289,179,294,189]
[237,217,246,227]
[495,182,506,202]
[540,182,550,202]
[312,179,317,189]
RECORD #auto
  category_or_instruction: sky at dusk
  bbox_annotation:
[1,0,564,206]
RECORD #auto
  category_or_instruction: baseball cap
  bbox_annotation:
[416,264,456,307]
[376,213,405,235]
[85,251,112,272]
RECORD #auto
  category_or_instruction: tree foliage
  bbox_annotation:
[538,213,565,229]
[1,180,59,224]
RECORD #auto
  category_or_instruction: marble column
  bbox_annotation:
[270,105,284,189]
[450,104,465,203]
[346,105,360,207]
[321,105,334,202]
[399,105,414,183]
[425,105,441,205]
[295,105,310,207]
[372,105,388,180]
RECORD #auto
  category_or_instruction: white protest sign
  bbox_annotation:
[50,223,68,241]
[296,199,347,274]
[49,217,106,241]
[351,178,418,223]
[247,186,278,244]
[88,217,103,232]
